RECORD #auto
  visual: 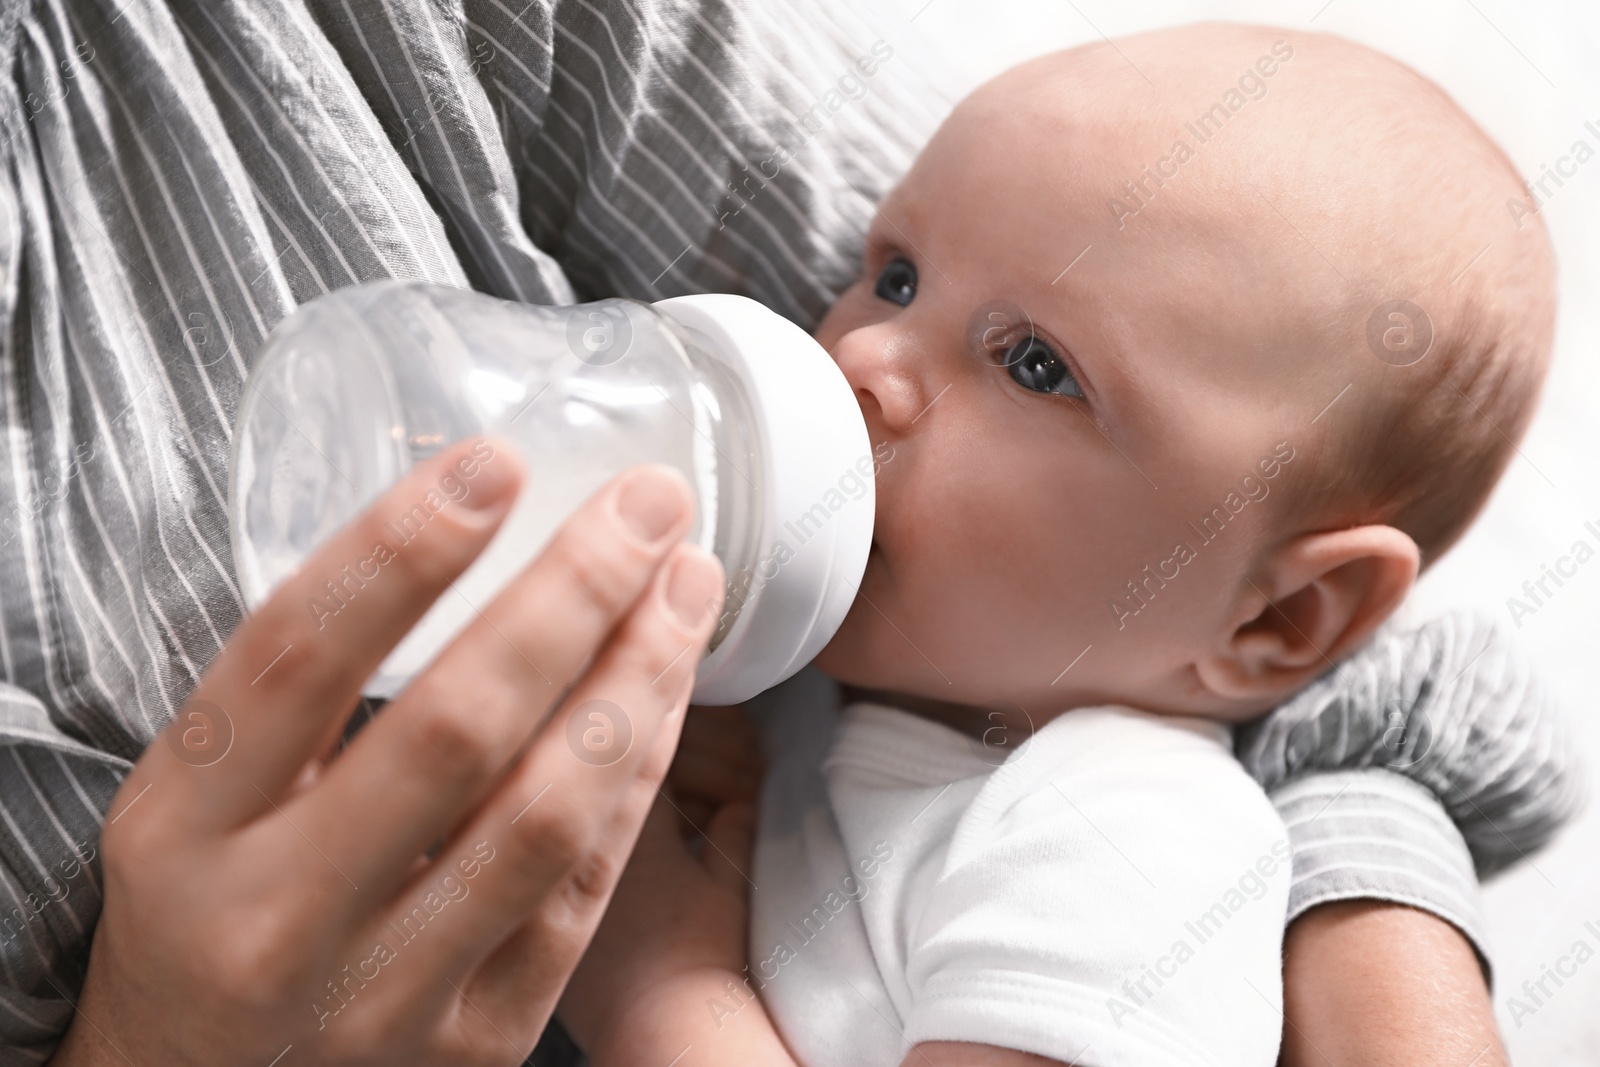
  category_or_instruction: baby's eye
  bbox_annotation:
[873,256,917,307]
[1003,335,1083,399]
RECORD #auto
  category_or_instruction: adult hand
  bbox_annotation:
[51,437,725,1066]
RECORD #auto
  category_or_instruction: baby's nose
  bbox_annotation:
[830,324,932,435]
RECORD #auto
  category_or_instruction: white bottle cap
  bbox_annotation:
[653,294,875,706]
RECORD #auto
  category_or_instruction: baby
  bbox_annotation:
[558,22,1555,1067]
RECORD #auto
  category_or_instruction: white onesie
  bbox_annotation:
[740,667,1292,1067]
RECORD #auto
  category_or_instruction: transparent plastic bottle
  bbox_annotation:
[228,281,874,705]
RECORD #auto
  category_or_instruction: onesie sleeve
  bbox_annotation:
[1235,610,1584,974]
[901,711,1291,1067]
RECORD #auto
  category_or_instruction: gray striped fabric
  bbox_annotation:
[0,0,1575,1059]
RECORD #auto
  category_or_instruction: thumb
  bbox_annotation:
[700,801,757,897]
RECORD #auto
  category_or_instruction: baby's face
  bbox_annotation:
[810,56,1354,721]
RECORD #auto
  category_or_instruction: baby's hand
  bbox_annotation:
[559,705,772,1062]
[557,793,756,1053]
[666,702,764,830]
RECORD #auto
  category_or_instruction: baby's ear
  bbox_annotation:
[1195,525,1420,708]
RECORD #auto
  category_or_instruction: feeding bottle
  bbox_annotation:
[228,280,875,705]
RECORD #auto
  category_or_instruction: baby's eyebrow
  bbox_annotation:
[865,209,910,254]
[868,189,923,248]
[861,224,892,258]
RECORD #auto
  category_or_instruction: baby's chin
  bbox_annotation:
[808,623,866,685]
[808,601,903,691]
[808,614,948,703]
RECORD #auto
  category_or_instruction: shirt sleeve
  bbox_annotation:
[902,710,1292,1067]
[1270,768,1486,948]
[1235,609,1585,976]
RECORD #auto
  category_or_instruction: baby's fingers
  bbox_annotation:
[680,703,763,768]
[667,703,763,820]
[668,745,761,805]
[700,801,757,898]
[674,795,715,837]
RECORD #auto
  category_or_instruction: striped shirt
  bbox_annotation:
[0,0,1577,1060]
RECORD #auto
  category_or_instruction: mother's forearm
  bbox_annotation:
[1281,900,1505,1067]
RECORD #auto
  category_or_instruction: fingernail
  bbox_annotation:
[665,545,724,628]
[615,465,691,546]
[454,438,522,513]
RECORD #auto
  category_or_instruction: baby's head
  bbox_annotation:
[811,23,1555,724]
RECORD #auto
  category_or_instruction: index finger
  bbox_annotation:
[140,436,523,830]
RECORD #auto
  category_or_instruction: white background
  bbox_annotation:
[874,1,1600,1061]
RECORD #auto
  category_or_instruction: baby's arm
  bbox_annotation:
[568,709,1077,1067]
[1237,610,1582,1065]
[558,794,1075,1067]
[556,797,790,1065]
